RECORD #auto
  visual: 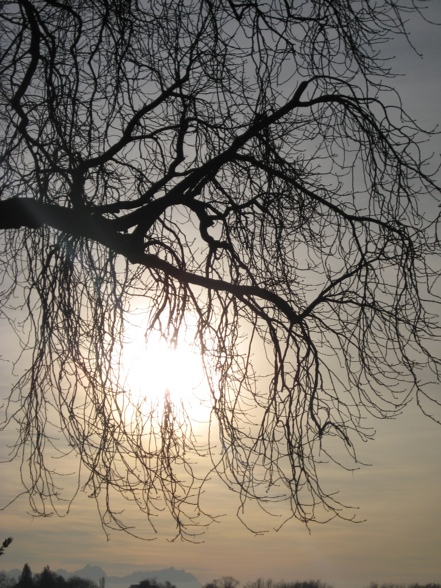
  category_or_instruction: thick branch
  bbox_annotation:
[0,197,300,324]
[0,198,130,253]
[112,80,311,235]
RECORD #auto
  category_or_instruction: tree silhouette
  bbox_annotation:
[368,584,441,588]
[16,565,34,588]
[0,0,440,540]
[66,576,98,588]
[205,578,240,588]
[34,566,62,588]
[245,581,332,588]
[66,577,98,588]
[129,581,176,588]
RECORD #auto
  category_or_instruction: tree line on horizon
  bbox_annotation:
[0,564,440,588]
[208,578,441,588]
[0,563,102,588]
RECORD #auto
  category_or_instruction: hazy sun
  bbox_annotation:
[120,313,212,423]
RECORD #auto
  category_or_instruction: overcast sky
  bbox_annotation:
[1,4,441,588]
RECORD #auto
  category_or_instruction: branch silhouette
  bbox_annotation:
[0,0,440,540]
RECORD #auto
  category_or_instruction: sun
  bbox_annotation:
[119,313,212,424]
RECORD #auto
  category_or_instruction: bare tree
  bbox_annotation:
[205,578,240,588]
[0,0,440,540]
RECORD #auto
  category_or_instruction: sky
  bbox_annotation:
[1,4,441,588]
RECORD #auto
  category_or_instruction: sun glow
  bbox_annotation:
[120,314,213,424]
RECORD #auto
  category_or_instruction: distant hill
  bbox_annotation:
[1,565,202,588]
[64,565,202,588]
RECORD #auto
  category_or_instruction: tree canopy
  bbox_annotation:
[0,0,440,540]
[7,565,99,588]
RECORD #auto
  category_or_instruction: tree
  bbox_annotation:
[34,566,65,588]
[245,581,332,588]
[205,578,240,588]
[0,0,440,540]
[0,574,15,588]
[368,584,441,588]
[16,565,34,588]
[67,577,99,588]
[129,581,176,588]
